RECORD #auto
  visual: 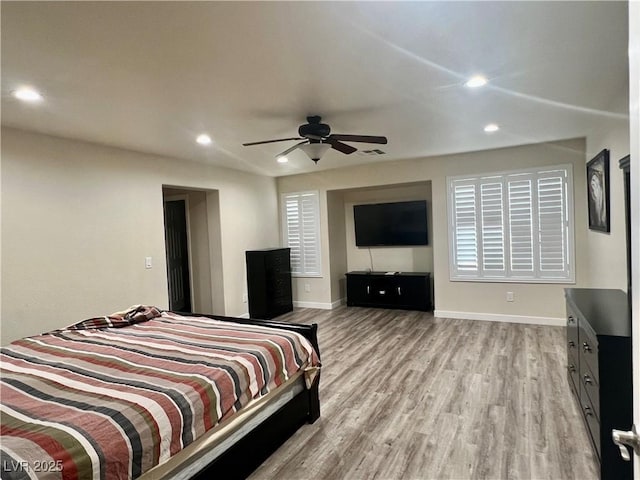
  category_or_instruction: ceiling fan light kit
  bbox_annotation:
[243,115,388,164]
[299,143,332,163]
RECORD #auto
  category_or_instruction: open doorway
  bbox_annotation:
[162,187,225,314]
[163,197,192,312]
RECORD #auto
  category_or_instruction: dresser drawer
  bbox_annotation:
[567,310,578,337]
[580,361,600,422]
[578,322,599,384]
[567,312,579,349]
[567,349,580,397]
[580,382,601,460]
[566,307,580,398]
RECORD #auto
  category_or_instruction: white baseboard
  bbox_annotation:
[433,310,565,327]
[331,298,346,309]
[293,298,345,310]
[293,301,332,309]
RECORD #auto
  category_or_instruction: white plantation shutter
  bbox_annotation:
[481,181,505,272]
[508,177,534,273]
[282,191,321,276]
[453,183,478,272]
[448,165,573,282]
[537,171,568,277]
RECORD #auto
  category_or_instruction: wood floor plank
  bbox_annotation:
[249,306,599,480]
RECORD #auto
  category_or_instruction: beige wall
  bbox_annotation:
[327,190,347,304]
[2,127,629,342]
[278,138,591,322]
[584,103,630,290]
[1,127,279,344]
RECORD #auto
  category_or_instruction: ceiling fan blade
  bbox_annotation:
[327,138,357,155]
[242,137,303,146]
[276,141,309,157]
[329,134,388,144]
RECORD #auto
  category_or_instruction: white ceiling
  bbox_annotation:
[1,1,629,177]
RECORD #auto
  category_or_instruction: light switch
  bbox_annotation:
[145,257,153,269]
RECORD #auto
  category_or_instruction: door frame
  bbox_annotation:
[628,2,639,475]
[164,194,195,311]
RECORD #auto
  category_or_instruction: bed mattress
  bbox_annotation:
[0,307,319,480]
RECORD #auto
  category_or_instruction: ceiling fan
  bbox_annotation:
[243,115,388,163]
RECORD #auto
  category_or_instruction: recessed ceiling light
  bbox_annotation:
[196,134,212,145]
[276,155,288,163]
[13,86,43,102]
[465,75,488,88]
[484,123,499,133]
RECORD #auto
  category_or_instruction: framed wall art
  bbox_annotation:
[586,149,610,232]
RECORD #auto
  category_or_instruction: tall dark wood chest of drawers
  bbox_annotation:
[565,288,633,479]
[246,248,293,320]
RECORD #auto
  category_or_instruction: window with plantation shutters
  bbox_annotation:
[282,191,322,277]
[448,165,574,283]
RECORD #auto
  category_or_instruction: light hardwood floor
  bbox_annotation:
[249,306,599,480]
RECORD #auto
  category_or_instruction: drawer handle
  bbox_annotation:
[582,342,592,353]
[568,341,575,348]
[397,286,402,295]
[366,285,370,295]
[583,405,593,416]
[583,374,593,385]
[378,290,386,295]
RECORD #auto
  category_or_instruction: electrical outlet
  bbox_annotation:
[145,257,153,269]
[304,284,311,293]
[506,291,514,302]
[242,293,248,303]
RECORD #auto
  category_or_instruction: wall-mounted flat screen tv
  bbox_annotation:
[354,200,428,247]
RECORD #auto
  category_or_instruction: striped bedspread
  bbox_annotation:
[0,309,319,480]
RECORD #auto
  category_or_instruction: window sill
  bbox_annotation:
[450,276,575,285]
[292,273,323,279]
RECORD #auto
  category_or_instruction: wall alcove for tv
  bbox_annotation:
[326,181,433,304]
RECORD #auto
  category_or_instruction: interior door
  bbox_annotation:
[164,199,192,312]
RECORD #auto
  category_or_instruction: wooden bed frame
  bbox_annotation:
[187,313,321,480]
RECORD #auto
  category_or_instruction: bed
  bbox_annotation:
[0,306,321,480]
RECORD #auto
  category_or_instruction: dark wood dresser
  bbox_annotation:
[246,248,293,320]
[565,288,633,479]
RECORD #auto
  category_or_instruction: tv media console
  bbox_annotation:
[345,271,432,311]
